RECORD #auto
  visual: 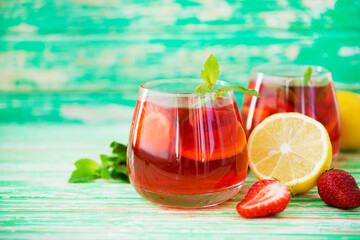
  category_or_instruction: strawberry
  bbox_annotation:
[317,169,360,209]
[236,179,291,218]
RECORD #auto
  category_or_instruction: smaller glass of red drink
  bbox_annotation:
[240,64,341,156]
[127,79,249,208]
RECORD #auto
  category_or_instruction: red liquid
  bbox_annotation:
[241,79,341,155]
[127,97,248,207]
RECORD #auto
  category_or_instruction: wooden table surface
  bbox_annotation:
[1,123,360,239]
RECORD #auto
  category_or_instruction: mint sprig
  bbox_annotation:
[195,54,260,100]
[303,66,312,86]
[215,85,260,98]
[68,141,129,183]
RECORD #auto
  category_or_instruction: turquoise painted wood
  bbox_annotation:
[0,0,359,93]
[1,0,360,124]
[1,1,360,238]
[0,123,360,239]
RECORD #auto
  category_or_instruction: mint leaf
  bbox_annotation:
[196,53,220,95]
[68,170,100,183]
[68,142,130,184]
[110,170,130,183]
[201,70,210,87]
[100,154,110,166]
[216,85,261,98]
[99,154,113,179]
[303,66,312,86]
[110,141,127,162]
[194,54,260,103]
[74,158,100,170]
[68,159,100,183]
[195,83,208,97]
[99,166,111,179]
[115,164,128,175]
[202,53,220,90]
[99,147,130,183]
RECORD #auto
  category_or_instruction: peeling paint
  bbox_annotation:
[8,23,38,33]
[73,0,119,7]
[0,0,359,93]
[286,45,300,61]
[196,1,234,22]
[338,46,360,57]
[60,104,133,123]
[0,69,68,89]
[259,11,297,29]
[302,0,337,18]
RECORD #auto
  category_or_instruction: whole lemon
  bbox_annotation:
[336,90,360,151]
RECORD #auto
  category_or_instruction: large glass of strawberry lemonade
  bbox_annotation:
[127,79,249,208]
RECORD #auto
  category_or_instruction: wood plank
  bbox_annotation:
[0,123,359,238]
[1,0,360,32]
[0,0,359,93]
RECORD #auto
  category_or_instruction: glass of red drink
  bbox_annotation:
[241,64,341,156]
[127,79,249,208]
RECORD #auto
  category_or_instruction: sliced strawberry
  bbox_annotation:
[236,179,291,218]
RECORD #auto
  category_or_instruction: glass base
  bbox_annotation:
[132,182,244,208]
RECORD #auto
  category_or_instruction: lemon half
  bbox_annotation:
[248,113,332,194]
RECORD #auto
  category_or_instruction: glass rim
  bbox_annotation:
[139,78,232,96]
[252,64,331,79]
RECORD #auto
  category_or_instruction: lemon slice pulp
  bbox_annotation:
[248,113,332,194]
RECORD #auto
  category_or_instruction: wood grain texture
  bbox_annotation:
[0,0,359,93]
[0,124,359,239]
[1,0,360,124]
[0,1,360,238]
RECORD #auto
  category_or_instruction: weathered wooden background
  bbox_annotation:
[1,124,359,239]
[1,1,360,238]
[0,0,360,123]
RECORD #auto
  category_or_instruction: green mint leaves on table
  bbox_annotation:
[68,159,101,183]
[303,66,312,86]
[195,54,260,100]
[68,141,129,183]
